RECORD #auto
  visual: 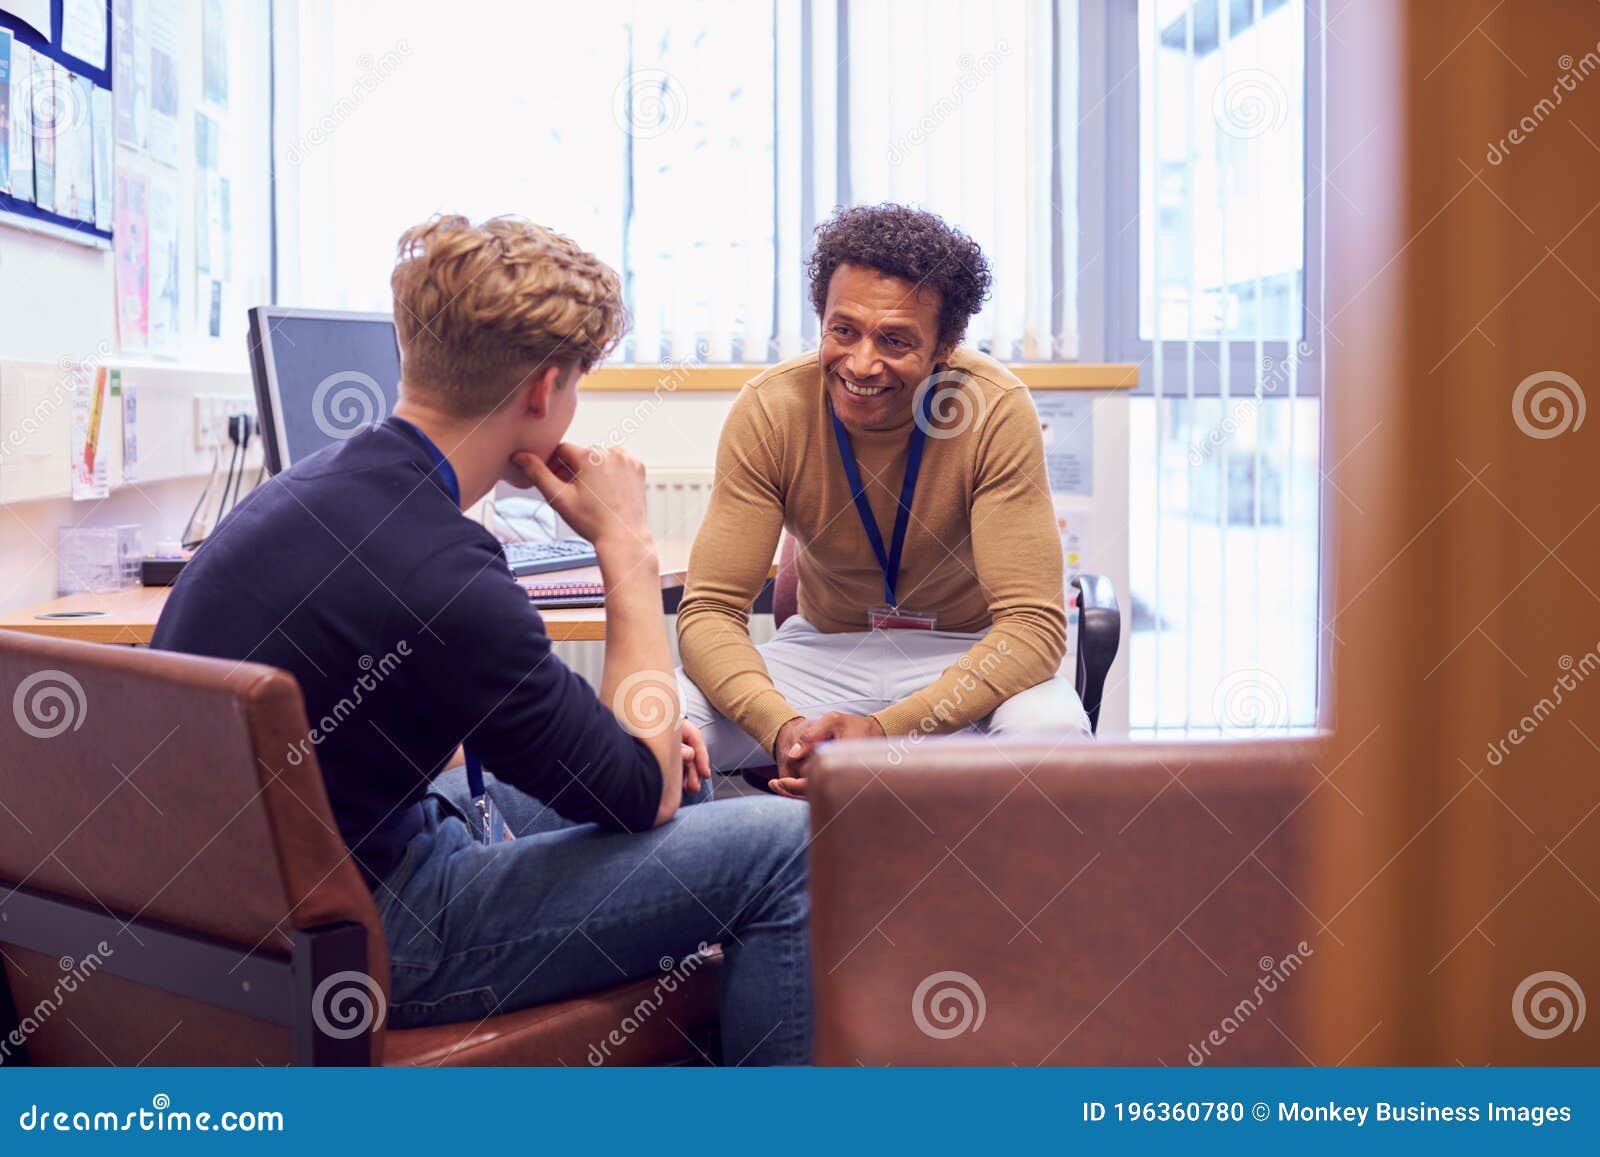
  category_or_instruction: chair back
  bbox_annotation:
[808,735,1324,1064]
[0,630,386,1065]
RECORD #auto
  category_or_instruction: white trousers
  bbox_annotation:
[678,615,1093,771]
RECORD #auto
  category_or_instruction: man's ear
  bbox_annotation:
[932,341,955,367]
[520,364,566,419]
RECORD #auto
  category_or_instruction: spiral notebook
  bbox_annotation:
[524,580,606,609]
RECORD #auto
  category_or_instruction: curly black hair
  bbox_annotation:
[806,203,993,350]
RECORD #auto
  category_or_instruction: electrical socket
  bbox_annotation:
[193,394,257,448]
[193,395,218,448]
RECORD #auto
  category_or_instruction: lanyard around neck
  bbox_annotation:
[826,386,933,608]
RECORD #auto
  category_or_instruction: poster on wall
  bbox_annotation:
[7,41,32,202]
[0,28,11,195]
[112,0,149,150]
[67,72,95,221]
[147,170,179,356]
[91,85,112,228]
[147,0,179,167]
[120,375,140,483]
[1054,502,1094,576]
[1036,393,1095,496]
[114,169,149,351]
[201,0,227,108]
[61,0,108,71]
[30,56,55,207]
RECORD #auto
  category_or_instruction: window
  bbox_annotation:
[271,0,1076,362]
[271,0,1320,733]
[1109,0,1322,733]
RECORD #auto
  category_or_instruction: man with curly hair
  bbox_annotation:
[154,215,811,1064]
[678,203,1091,796]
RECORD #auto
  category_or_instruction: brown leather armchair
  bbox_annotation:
[0,629,718,1066]
[805,735,1325,1065]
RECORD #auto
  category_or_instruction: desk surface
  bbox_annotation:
[0,540,702,646]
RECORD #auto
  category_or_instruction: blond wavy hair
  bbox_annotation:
[390,215,628,416]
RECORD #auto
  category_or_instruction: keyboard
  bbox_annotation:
[502,538,600,577]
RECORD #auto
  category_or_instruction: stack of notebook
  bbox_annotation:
[523,580,606,609]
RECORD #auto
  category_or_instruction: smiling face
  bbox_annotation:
[819,263,950,432]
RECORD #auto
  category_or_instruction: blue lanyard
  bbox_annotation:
[392,419,488,809]
[826,388,933,608]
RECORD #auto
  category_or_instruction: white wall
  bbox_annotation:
[0,0,271,612]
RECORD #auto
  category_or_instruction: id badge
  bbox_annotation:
[869,604,937,631]
[472,790,515,846]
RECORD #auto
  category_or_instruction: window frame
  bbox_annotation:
[1087,0,1325,398]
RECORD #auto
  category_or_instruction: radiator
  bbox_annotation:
[554,467,777,687]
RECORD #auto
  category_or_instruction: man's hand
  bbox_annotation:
[770,711,885,799]
[514,443,651,552]
[681,718,711,795]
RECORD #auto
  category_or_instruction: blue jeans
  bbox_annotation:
[373,768,812,1065]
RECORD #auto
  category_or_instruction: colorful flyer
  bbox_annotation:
[114,169,150,351]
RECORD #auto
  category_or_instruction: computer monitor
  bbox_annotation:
[246,307,403,475]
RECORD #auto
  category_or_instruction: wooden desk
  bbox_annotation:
[0,540,710,646]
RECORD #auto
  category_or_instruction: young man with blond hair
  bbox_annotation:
[153,215,811,1065]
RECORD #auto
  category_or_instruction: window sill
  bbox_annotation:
[583,362,1140,392]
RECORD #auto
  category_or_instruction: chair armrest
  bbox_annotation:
[806,735,1325,1065]
[1070,573,1121,734]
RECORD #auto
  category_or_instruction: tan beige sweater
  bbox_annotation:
[676,347,1066,754]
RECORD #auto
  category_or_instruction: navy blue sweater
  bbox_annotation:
[151,418,662,882]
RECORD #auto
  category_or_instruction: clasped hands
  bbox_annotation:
[769,711,885,799]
